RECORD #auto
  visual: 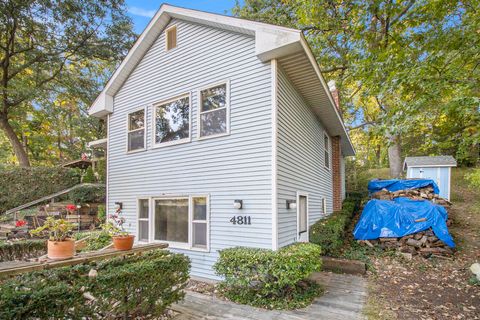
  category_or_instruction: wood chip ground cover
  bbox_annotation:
[366,169,480,319]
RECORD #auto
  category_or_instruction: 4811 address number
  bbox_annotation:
[229,216,251,225]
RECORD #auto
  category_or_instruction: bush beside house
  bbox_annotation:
[309,199,358,256]
[0,240,46,262]
[0,167,80,213]
[214,243,322,309]
[0,249,190,319]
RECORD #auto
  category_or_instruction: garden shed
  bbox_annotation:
[404,156,457,201]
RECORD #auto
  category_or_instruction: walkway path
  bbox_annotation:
[172,272,367,320]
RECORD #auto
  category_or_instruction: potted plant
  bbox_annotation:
[103,208,134,250]
[30,217,75,260]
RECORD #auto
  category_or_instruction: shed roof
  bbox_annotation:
[404,156,457,169]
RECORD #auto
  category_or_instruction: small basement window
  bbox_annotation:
[127,109,145,152]
[324,132,330,169]
[166,25,177,51]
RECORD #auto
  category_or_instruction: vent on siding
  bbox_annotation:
[166,25,177,51]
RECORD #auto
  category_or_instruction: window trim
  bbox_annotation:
[126,106,147,154]
[151,93,192,148]
[165,24,177,51]
[137,198,151,243]
[196,80,230,140]
[323,132,330,170]
[147,194,210,252]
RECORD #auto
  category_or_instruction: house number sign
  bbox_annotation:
[229,216,252,225]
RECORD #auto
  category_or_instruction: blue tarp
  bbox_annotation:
[368,179,440,195]
[353,197,455,248]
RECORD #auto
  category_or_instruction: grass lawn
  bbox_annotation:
[363,167,480,319]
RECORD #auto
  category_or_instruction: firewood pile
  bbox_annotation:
[362,184,455,259]
[358,228,454,258]
[371,186,452,209]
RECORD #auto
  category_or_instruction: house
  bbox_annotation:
[404,156,457,201]
[88,4,355,279]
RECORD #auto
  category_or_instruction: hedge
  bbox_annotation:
[0,249,190,319]
[0,240,46,262]
[68,184,106,204]
[309,199,358,256]
[214,243,322,309]
[0,167,80,213]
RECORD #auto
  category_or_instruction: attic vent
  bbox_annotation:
[166,25,177,51]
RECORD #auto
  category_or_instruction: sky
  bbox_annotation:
[125,0,242,33]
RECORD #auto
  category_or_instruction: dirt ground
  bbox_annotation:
[365,168,480,320]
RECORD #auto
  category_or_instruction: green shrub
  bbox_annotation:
[68,184,105,204]
[214,243,323,309]
[74,230,111,251]
[0,249,190,319]
[82,166,96,183]
[0,167,80,213]
[465,169,480,189]
[0,240,46,262]
[97,204,106,222]
[309,199,358,256]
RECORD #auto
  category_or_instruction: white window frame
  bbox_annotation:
[197,80,230,140]
[126,106,147,154]
[324,132,330,170]
[148,194,210,252]
[165,24,177,51]
[151,93,192,148]
[137,198,150,243]
[296,191,309,242]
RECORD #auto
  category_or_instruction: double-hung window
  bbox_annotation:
[153,94,190,146]
[127,109,145,152]
[149,195,209,250]
[324,132,330,169]
[198,82,229,138]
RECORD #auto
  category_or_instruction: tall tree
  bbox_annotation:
[0,0,134,167]
[234,0,480,175]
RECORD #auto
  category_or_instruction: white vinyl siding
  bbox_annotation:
[276,66,333,248]
[108,19,272,279]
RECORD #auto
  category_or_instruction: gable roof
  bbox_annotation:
[89,4,355,156]
[404,156,457,169]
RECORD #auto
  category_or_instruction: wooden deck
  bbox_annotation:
[172,272,367,320]
[0,243,168,278]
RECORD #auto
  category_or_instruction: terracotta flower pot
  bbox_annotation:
[112,235,135,251]
[47,239,75,260]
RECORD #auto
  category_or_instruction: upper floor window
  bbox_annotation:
[324,133,330,169]
[198,82,229,138]
[127,109,145,152]
[166,25,177,51]
[153,95,190,146]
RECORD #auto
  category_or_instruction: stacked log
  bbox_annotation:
[371,186,452,209]
[358,228,454,258]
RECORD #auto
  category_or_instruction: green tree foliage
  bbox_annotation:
[0,0,135,167]
[234,0,480,172]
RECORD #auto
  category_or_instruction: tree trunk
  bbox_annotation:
[0,116,30,167]
[388,134,402,178]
